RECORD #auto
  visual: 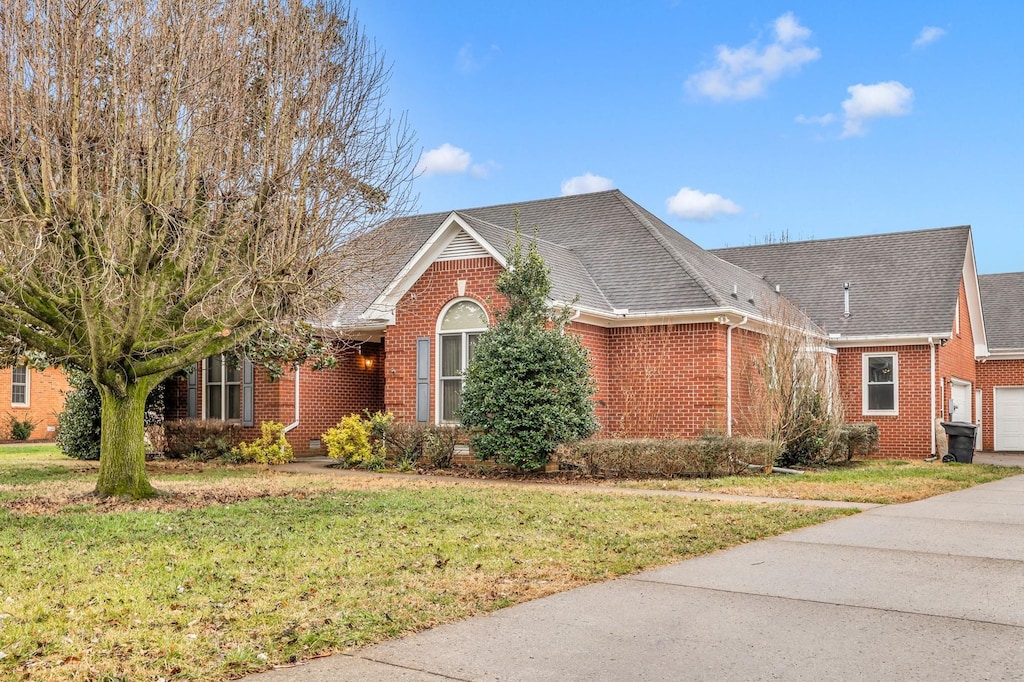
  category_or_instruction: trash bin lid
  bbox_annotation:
[940,421,978,436]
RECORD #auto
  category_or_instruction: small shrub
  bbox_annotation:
[839,423,880,460]
[566,436,760,478]
[424,426,459,468]
[229,421,294,465]
[779,392,845,468]
[386,422,426,469]
[323,414,382,469]
[7,414,38,441]
[163,419,239,461]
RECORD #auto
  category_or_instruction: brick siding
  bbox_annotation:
[977,359,1024,451]
[163,343,385,456]
[0,367,68,441]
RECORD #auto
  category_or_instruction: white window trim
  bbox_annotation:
[862,352,898,416]
[11,366,29,407]
[435,298,488,425]
[202,354,241,421]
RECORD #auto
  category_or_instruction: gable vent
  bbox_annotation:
[437,230,490,262]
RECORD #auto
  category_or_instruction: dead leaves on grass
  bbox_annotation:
[0,469,461,516]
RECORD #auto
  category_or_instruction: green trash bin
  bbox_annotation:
[940,421,977,463]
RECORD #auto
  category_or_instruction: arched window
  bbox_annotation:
[437,299,488,423]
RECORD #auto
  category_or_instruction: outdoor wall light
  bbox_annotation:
[363,356,374,370]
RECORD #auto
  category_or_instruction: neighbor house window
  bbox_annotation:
[437,299,488,423]
[204,354,241,420]
[11,366,28,407]
[863,353,898,415]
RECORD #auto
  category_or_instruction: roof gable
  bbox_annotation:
[359,212,505,323]
[980,272,1024,352]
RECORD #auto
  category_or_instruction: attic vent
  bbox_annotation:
[437,230,489,261]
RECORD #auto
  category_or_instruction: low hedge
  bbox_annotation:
[565,436,766,478]
[838,423,880,460]
[163,419,240,461]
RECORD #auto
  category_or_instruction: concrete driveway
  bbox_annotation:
[249,473,1024,681]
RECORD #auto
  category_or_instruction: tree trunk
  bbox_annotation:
[95,382,156,498]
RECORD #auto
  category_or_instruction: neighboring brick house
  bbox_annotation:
[976,273,1024,451]
[166,190,1017,458]
[1,366,68,441]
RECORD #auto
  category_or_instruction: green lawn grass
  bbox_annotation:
[0,466,856,681]
[619,459,1020,504]
[0,442,67,464]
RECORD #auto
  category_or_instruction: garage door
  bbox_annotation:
[994,387,1024,451]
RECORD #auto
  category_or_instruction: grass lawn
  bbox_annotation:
[619,459,1021,504]
[0,460,856,681]
[0,443,72,465]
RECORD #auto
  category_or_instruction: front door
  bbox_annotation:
[950,380,972,423]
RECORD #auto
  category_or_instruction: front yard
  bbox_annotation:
[0,448,852,681]
[0,446,1017,680]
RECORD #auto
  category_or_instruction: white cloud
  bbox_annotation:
[841,81,914,137]
[560,173,615,196]
[686,12,820,101]
[795,113,836,126]
[913,26,946,48]
[415,143,472,176]
[666,187,742,221]
[470,160,501,179]
[457,43,500,72]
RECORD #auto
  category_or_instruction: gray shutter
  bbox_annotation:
[415,338,430,422]
[242,358,255,427]
[187,362,198,419]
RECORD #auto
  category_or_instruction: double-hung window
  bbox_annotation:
[205,354,241,420]
[438,300,487,423]
[863,353,898,415]
[11,367,28,407]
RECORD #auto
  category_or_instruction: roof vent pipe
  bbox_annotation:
[843,282,851,318]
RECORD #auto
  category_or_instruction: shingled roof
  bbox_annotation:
[712,226,972,339]
[979,273,1024,351]
[331,190,792,328]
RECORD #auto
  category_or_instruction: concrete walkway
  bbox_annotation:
[249,471,1024,681]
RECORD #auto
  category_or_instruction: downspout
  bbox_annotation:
[284,367,301,433]
[928,338,936,455]
[725,317,749,437]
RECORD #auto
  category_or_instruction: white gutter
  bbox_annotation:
[828,333,951,348]
[284,367,301,433]
[724,316,749,437]
[928,338,936,455]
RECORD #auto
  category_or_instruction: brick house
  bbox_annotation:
[164,190,1022,458]
[1,366,68,441]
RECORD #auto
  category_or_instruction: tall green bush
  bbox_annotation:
[56,370,102,460]
[460,220,598,470]
[57,369,165,460]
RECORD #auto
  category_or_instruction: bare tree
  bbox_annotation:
[742,299,844,471]
[0,0,414,497]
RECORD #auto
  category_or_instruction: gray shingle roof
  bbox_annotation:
[979,273,1024,350]
[712,226,971,338]
[330,190,792,327]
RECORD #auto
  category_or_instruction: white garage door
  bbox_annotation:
[994,387,1024,451]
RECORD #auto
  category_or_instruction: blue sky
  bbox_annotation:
[357,2,1024,275]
